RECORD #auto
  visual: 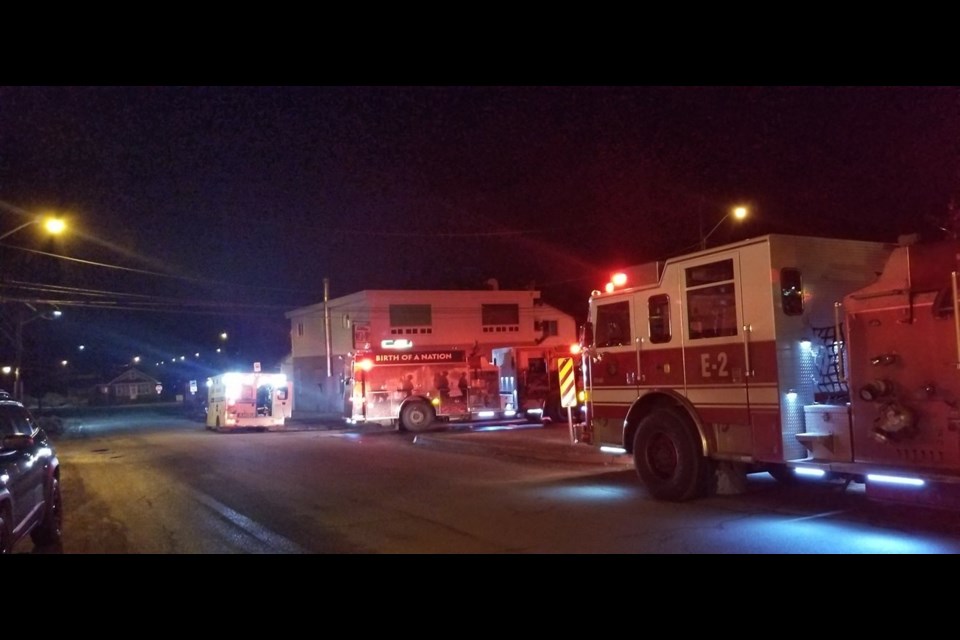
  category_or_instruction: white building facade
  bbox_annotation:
[285,289,578,416]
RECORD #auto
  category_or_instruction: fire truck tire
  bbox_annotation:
[400,401,434,432]
[633,407,711,502]
[544,393,563,422]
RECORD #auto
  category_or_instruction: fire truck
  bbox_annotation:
[348,348,515,431]
[492,344,583,423]
[578,232,960,509]
[206,371,292,432]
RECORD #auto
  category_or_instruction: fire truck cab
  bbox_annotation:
[578,235,960,507]
[579,233,960,503]
[348,348,515,432]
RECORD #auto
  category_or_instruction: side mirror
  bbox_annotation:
[1,434,35,451]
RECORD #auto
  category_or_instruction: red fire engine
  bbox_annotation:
[347,348,514,431]
[493,344,583,423]
[578,233,960,508]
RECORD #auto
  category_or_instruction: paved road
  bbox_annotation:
[20,411,960,554]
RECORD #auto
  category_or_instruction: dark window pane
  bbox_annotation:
[648,294,672,344]
[482,304,519,325]
[781,268,804,316]
[596,301,631,347]
[389,304,432,327]
[685,259,734,287]
[687,283,738,339]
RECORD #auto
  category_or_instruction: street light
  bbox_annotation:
[0,214,68,401]
[701,205,749,250]
[0,215,67,243]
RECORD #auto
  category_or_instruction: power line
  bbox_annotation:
[2,243,323,295]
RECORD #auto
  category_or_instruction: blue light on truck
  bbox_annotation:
[867,474,924,487]
[795,467,826,478]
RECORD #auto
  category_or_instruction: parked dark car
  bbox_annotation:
[0,399,62,553]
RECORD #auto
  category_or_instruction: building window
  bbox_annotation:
[390,304,432,327]
[389,305,431,336]
[341,313,351,329]
[298,322,304,337]
[482,304,519,326]
[536,320,559,337]
[482,304,519,333]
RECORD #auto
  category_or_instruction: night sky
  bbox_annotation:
[2,86,959,381]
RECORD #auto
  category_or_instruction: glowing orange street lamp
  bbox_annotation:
[0,215,67,242]
[701,205,749,250]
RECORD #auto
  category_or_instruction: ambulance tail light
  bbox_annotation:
[569,343,582,355]
[358,358,374,372]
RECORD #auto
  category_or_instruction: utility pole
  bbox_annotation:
[14,306,23,401]
[323,277,332,378]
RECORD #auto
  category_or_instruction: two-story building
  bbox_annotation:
[285,289,577,416]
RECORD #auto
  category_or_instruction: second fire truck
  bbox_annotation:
[577,232,960,509]
[347,348,515,431]
[348,343,582,431]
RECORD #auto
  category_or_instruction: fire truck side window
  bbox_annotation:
[780,268,804,316]
[648,294,671,343]
[595,301,631,347]
[686,259,738,340]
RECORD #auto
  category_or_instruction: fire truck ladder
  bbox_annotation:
[812,324,848,404]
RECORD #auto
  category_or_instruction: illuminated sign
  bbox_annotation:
[381,339,414,349]
[353,323,371,349]
[372,350,466,365]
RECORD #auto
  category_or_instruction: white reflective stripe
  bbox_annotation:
[192,490,307,554]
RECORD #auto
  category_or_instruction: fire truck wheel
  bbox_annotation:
[400,401,434,432]
[633,407,710,502]
[544,394,562,422]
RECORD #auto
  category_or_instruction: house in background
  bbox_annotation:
[285,289,577,416]
[97,368,163,404]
